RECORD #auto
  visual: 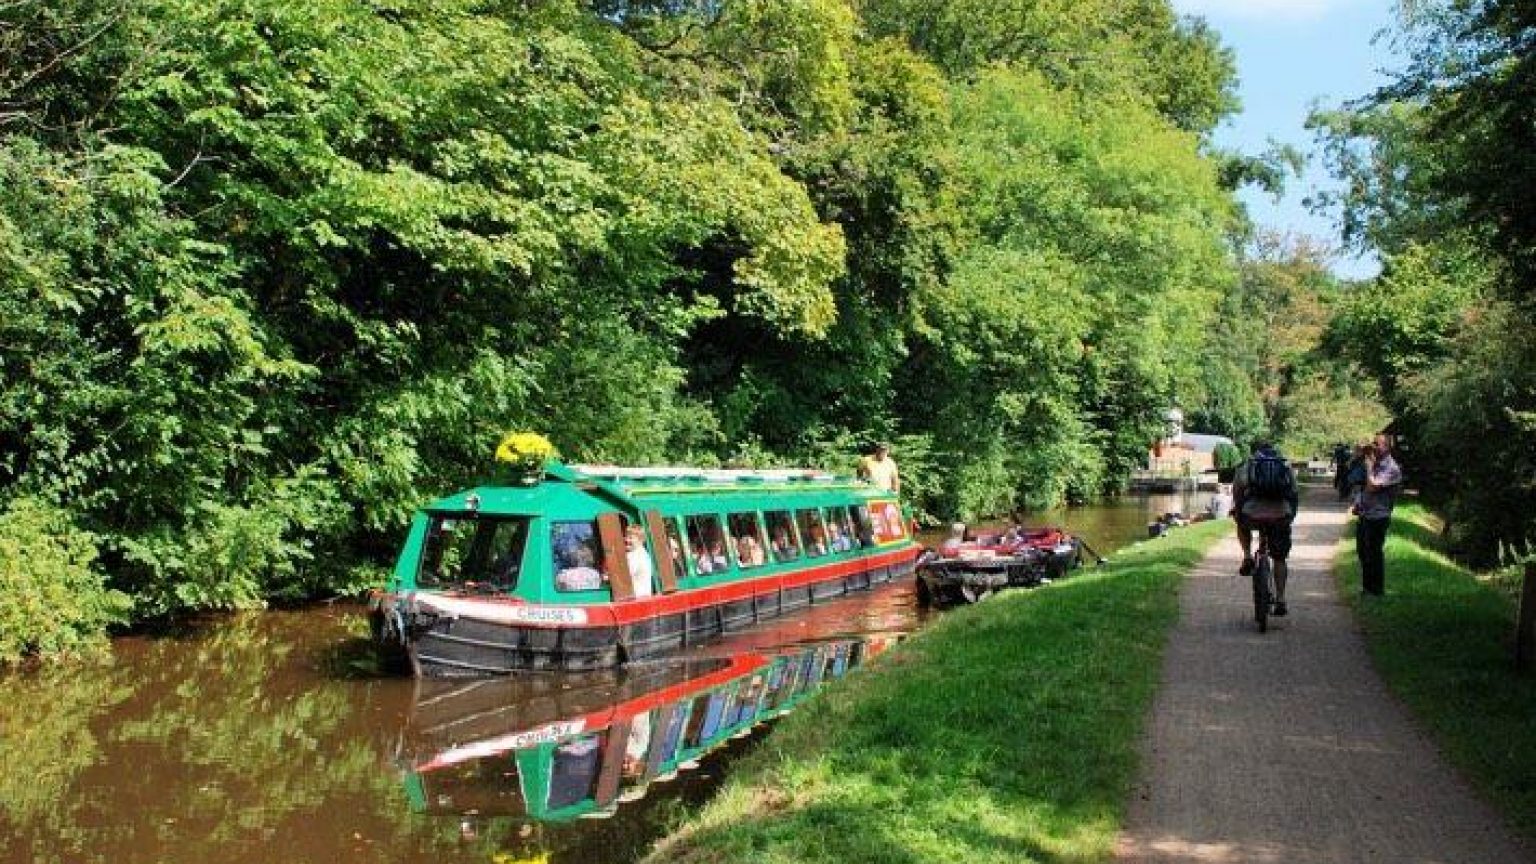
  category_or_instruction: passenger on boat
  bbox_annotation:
[770,526,799,562]
[827,521,851,552]
[625,524,655,598]
[806,523,829,556]
[556,541,603,591]
[691,541,714,574]
[736,533,766,567]
[704,538,730,572]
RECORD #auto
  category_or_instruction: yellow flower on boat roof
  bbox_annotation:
[495,431,556,468]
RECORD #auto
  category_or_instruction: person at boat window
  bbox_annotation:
[556,541,604,592]
[765,510,799,562]
[625,524,655,598]
[691,539,714,574]
[687,516,731,574]
[849,505,876,547]
[826,520,850,553]
[729,513,766,568]
[797,509,827,557]
[805,522,828,557]
[704,537,730,571]
[857,442,901,494]
[770,525,799,562]
[735,532,765,567]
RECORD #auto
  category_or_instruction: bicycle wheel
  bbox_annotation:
[1252,555,1271,633]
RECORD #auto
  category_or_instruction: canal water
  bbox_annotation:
[0,491,1207,864]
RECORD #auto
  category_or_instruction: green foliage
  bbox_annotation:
[1402,302,1536,565]
[1312,0,1535,560]
[1273,372,1392,461]
[857,0,1238,135]
[1326,241,1491,400]
[1212,441,1242,472]
[895,66,1235,513]
[0,0,1250,645]
[0,498,131,665]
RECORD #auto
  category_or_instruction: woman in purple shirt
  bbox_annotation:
[1355,433,1403,596]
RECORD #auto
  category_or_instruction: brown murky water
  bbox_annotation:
[0,491,1208,864]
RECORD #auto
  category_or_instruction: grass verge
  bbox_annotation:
[644,519,1228,864]
[1335,503,1536,838]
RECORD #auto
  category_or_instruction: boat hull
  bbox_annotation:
[915,539,1082,607]
[374,548,918,676]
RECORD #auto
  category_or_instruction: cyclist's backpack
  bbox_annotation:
[1248,453,1291,499]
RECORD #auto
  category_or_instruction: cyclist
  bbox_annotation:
[1232,440,1300,616]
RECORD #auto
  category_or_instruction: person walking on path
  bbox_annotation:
[1354,432,1402,596]
[1116,486,1535,864]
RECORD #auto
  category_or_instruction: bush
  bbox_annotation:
[0,498,132,665]
[1213,441,1242,482]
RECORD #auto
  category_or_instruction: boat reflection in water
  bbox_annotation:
[399,635,898,825]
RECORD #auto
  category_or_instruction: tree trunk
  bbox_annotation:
[1517,562,1536,673]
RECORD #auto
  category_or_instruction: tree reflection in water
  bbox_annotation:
[0,607,901,864]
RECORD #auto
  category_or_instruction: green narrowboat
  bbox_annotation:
[370,461,920,676]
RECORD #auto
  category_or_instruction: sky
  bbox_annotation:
[1170,0,1403,278]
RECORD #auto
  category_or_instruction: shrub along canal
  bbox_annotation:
[0,491,1209,864]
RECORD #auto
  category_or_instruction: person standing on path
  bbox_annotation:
[857,442,900,494]
[1354,432,1403,596]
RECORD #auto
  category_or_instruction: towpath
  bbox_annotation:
[1116,487,1535,864]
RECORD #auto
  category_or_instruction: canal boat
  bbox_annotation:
[914,527,1082,606]
[371,461,920,676]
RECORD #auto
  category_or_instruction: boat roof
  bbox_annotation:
[423,461,887,518]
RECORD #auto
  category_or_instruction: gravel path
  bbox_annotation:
[1116,489,1535,864]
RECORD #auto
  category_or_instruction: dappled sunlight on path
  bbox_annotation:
[1115,488,1536,864]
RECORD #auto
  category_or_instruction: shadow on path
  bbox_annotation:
[1115,488,1536,864]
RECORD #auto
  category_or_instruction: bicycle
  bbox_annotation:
[1252,528,1276,632]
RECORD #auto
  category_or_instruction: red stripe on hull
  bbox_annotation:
[399,544,920,630]
[603,545,918,625]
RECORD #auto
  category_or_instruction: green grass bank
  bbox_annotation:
[1335,503,1536,838]
[645,519,1228,864]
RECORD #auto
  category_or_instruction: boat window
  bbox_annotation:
[660,702,691,763]
[848,505,876,547]
[685,514,730,575]
[551,520,608,593]
[764,510,800,562]
[683,694,712,747]
[826,507,856,553]
[621,709,655,784]
[547,733,604,811]
[796,509,828,557]
[871,500,906,541]
[663,518,686,581]
[854,504,878,544]
[727,512,766,569]
[419,514,529,591]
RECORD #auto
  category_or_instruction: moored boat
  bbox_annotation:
[370,460,920,676]
[915,526,1082,606]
